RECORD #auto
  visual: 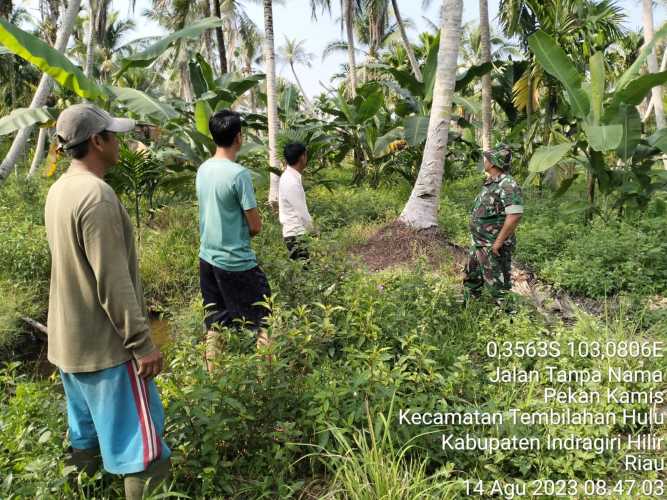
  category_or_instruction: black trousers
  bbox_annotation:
[199,259,271,331]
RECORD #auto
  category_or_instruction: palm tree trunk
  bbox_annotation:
[212,0,228,74]
[391,0,422,82]
[290,62,313,111]
[27,128,48,177]
[399,0,463,229]
[643,0,665,129]
[526,72,532,128]
[245,60,257,113]
[204,0,215,68]
[479,0,492,151]
[0,0,81,182]
[344,0,358,97]
[179,54,194,103]
[84,0,96,78]
[8,56,16,108]
[264,0,280,208]
[643,48,667,122]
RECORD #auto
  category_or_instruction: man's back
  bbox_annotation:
[45,171,152,372]
[278,166,313,238]
[196,159,257,271]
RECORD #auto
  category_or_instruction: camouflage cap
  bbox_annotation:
[56,103,135,151]
[483,144,512,170]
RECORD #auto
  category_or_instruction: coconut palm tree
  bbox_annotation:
[399,0,463,229]
[0,5,35,112]
[84,0,111,78]
[343,0,359,96]
[390,0,421,81]
[278,36,315,110]
[310,0,360,96]
[212,0,228,73]
[0,0,82,182]
[642,0,666,129]
[237,12,262,112]
[264,0,280,207]
[479,0,492,151]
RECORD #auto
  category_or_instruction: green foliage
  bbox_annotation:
[317,402,456,499]
[0,107,54,136]
[0,172,666,498]
[0,178,49,285]
[0,18,103,100]
[520,216,667,297]
[109,86,178,121]
[139,206,200,308]
[0,178,50,352]
[528,143,572,173]
[0,281,42,355]
[116,17,225,76]
[527,31,590,118]
[527,27,667,209]
[106,145,162,234]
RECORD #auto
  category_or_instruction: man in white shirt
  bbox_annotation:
[278,142,314,260]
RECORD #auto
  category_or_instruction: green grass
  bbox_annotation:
[442,175,667,299]
[0,171,665,498]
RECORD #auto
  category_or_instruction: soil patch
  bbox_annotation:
[349,222,467,271]
[349,222,602,323]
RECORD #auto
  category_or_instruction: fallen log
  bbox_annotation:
[21,317,48,336]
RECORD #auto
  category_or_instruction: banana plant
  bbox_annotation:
[319,81,392,184]
[114,17,225,78]
[526,27,667,212]
[0,18,229,131]
[0,107,55,136]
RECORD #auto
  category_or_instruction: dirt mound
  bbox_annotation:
[349,222,592,323]
[349,222,467,271]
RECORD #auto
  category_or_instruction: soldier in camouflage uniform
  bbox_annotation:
[464,144,524,299]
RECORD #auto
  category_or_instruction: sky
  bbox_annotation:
[17,0,667,98]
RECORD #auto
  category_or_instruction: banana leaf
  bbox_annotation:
[356,89,384,123]
[454,62,493,93]
[581,123,623,152]
[611,71,667,109]
[0,18,104,100]
[117,17,225,76]
[527,30,589,118]
[648,129,667,155]
[403,115,429,146]
[615,23,667,91]
[528,143,573,173]
[606,103,642,160]
[195,101,213,137]
[373,126,405,157]
[109,86,178,121]
[0,106,55,135]
[589,52,604,124]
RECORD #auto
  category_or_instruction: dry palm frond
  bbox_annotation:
[512,66,542,112]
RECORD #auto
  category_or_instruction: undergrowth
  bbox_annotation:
[0,171,665,498]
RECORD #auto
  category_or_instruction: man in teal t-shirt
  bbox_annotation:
[196,110,271,371]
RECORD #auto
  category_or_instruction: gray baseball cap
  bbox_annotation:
[56,103,135,151]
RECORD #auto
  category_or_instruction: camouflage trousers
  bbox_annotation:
[463,244,512,298]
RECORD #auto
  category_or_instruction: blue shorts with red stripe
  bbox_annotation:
[60,359,171,474]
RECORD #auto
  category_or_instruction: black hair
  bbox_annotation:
[67,130,111,160]
[209,110,242,147]
[283,142,307,166]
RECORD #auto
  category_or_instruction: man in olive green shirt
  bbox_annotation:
[45,104,169,498]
